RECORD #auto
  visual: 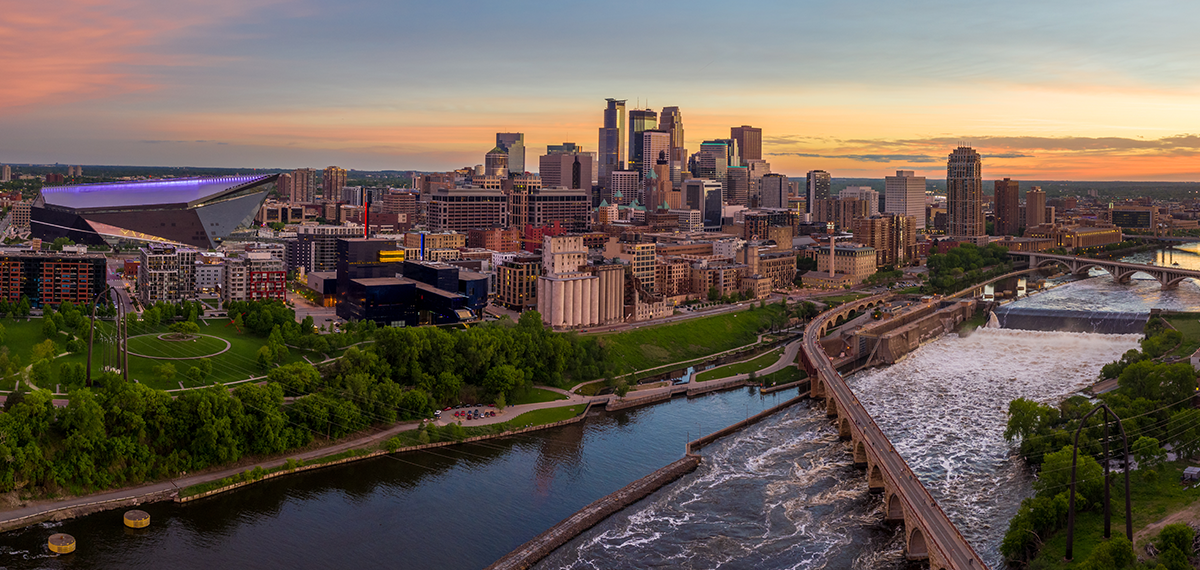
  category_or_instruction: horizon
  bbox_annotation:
[3,0,1199,181]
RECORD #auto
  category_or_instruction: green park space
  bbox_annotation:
[818,292,870,305]
[758,366,806,388]
[22,317,329,393]
[695,347,783,382]
[597,303,789,372]
[508,386,568,405]
[1028,462,1200,569]
[1164,313,1200,358]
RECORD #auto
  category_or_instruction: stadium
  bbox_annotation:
[31,174,278,249]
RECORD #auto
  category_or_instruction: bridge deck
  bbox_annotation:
[804,294,987,570]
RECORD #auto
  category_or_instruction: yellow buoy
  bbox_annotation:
[123,509,151,529]
[48,533,76,554]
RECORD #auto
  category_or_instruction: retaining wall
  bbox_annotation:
[484,455,702,570]
[686,376,747,396]
[759,378,810,395]
[604,386,684,412]
[0,490,174,534]
[686,393,809,453]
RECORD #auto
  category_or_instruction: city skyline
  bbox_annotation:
[3,0,1200,180]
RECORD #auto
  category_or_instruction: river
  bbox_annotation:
[4,246,1197,569]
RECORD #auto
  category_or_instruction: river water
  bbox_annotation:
[4,246,1197,570]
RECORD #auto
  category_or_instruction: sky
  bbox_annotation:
[2,0,1199,180]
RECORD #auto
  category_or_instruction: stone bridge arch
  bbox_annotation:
[853,441,867,467]
[1163,275,1189,289]
[838,417,852,439]
[826,396,838,418]
[885,492,903,522]
[906,527,929,561]
[867,463,885,493]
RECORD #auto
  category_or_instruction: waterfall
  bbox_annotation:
[986,311,1001,328]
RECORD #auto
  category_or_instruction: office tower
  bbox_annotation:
[628,109,658,173]
[540,145,593,190]
[322,166,347,199]
[725,166,750,205]
[2,165,11,182]
[276,172,294,203]
[761,173,788,209]
[806,170,831,214]
[683,179,724,231]
[946,146,986,244]
[885,170,927,230]
[659,106,686,184]
[853,214,916,268]
[730,126,762,162]
[839,186,880,216]
[485,146,509,177]
[496,133,525,175]
[640,130,671,183]
[994,178,1020,235]
[745,159,771,207]
[292,168,317,202]
[648,156,673,210]
[695,141,729,185]
[1026,186,1047,228]
[597,98,626,188]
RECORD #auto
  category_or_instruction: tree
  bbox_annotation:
[708,286,720,302]
[1035,445,1104,508]
[1076,535,1135,570]
[31,339,59,362]
[154,362,177,381]
[169,321,200,336]
[42,316,58,338]
[187,366,205,384]
[1132,436,1167,478]
[1156,523,1195,558]
[256,346,274,370]
[1168,408,1200,460]
[483,364,524,398]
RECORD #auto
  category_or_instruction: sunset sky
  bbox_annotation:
[2,0,1199,180]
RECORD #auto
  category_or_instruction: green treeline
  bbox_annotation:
[1001,320,1200,568]
[0,304,611,496]
[923,242,1012,293]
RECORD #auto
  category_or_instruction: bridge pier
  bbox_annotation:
[825,396,838,418]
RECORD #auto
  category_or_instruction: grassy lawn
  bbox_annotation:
[43,319,326,392]
[597,304,786,373]
[758,366,806,387]
[509,387,568,405]
[1030,462,1200,568]
[819,292,870,305]
[505,405,583,427]
[695,347,783,382]
[1166,314,1200,358]
[575,382,607,396]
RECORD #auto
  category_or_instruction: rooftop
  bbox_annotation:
[39,174,276,210]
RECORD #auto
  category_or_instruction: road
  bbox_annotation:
[803,294,987,569]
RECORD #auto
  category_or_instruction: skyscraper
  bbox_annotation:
[540,145,593,190]
[277,172,294,203]
[725,166,749,206]
[628,109,658,173]
[597,99,625,188]
[293,168,317,203]
[683,179,723,231]
[839,186,880,216]
[485,146,509,178]
[806,170,830,214]
[1026,186,1047,228]
[659,107,686,184]
[640,130,671,182]
[946,146,986,244]
[1,165,11,182]
[695,141,729,183]
[994,178,1020,236]
[884,170,927,230]
[322,166,347,199]
[496,133,525,175]
[730,126,762,163]
[761,173,788,209]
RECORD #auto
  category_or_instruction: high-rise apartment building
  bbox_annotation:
[293,168,317,202]
[730,126,762,162]
[322,166,347,199]
[495,133,525,175]
[1025,186,1047,229]
[607,170,639,206]
[806,170,831,214]
[946,147,986,244]
[598,98,626,188]
[658,106,685,184]
[852,214,916,268]
[223,252,286,303]
[628,109,658,173]
[2,165,11,182]
[640,130,671,183]
[994,178,1021,236]
[884,170,927,231]
[285,224,364,274]
[138,244,197,304]
[0,250,106,308]
[761,173,789,209]
[839,186,880,216]
[276,172,294,203]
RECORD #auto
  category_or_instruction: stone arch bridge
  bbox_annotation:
[800,293,987,569]
[1008,251,1200,289]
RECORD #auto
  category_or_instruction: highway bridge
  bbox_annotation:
[800,294,988,570]
[1008,251,1200,289]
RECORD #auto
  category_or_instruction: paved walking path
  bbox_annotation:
[692,338,802,383]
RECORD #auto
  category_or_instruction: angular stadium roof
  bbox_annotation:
[38,175,275,210]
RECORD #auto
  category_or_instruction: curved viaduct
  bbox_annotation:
[1008,251,1200,289]
[800,294,987,569]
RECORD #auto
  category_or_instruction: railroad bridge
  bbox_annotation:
[1009,251,1200,289]
[800,294,987,569]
